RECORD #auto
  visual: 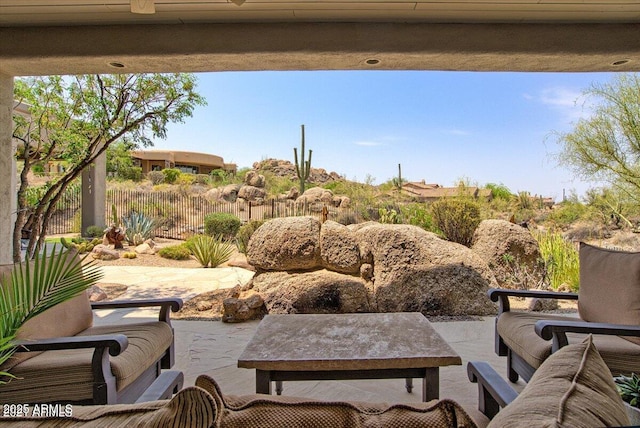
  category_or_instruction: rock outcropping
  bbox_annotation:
[229,217,499,322]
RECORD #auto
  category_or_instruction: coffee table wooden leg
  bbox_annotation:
[276,381,283,395]
[405,378,413,393]
[423,368,439,401]
[256,370,272,395]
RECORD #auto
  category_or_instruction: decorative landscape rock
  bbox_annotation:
[238,185,266,202]
[244,170,266,188]
[220,184,241,202]
[91,244,120,260]
[296,187,334,205]
[87,285,108,302]
[354,223,498,316]
[247,216,322,271]
[249,270,370,315]
[135,239,157,255]
[243,217,498,319]
[471,219,543,289]
[319,221,361,274]
[222,293,266,323]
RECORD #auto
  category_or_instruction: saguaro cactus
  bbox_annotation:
[293,124,313,195]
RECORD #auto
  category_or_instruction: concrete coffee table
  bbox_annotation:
[237,312,461,401]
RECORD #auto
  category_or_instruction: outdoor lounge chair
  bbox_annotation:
[489,242,640,383]
[0,293,183,405]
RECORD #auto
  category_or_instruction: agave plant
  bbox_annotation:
[122,211,156,245]
[615,373,640,408]
[185,234,235,268]
[0,245,103,384]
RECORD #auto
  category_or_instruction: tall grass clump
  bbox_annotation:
[186,234,235,268]
[430,198,482,247]
[533,230,580,291]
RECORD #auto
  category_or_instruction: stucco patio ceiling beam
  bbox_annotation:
[1,22,638,76]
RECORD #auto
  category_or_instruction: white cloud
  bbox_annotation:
[533,87,594,123]
[443,129,471,136]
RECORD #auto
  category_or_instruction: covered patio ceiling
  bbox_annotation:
[1,0,639,76]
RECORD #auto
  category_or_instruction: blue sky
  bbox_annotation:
[155,71,616,201]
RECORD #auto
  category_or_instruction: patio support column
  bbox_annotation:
[81,148,106,235]
[0,74,16,266]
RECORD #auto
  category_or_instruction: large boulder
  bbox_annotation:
[319,221,360,274]
[354,224,497,316]
[238,185,267,202]
[250,270,371,314]
[204,188,221,201]
[244,170,266,188]
[471,219,543,289]
[247,216,322,271]
[220,184,241,202]
[297,187,334,205]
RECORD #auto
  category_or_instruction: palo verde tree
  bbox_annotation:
[554,73,640,207]
[12,74,206,261]
[293,124,312,195]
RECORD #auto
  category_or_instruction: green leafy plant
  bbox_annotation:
[430,198,482,247]
[615,373,640,408]
[378,208,401,224]
[84,225,105,238]
[532,230,580,291]
[0,245,103,383]
[122,211,156,245]
[185,234,235,268]
[158,244,192,260]
[162,168,181,184]
[204,212,241,239]
[235,220,265,254]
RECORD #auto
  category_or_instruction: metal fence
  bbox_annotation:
[46,189,367,239]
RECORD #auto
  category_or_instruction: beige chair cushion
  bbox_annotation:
[0,322,173,404]
[488,335,629,428]
[0,253,93,371]
[194,374,477,428]
[0,387,217,427]
[578,242,640,345]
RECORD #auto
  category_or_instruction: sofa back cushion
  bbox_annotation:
[578,242,640,345]
[488,335,629,428]
[194,374,476,428]
[0,386,217,427]
[0,252,93,371]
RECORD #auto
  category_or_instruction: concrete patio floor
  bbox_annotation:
[94,266,526,425]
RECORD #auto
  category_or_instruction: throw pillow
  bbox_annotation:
[488,335,629,427]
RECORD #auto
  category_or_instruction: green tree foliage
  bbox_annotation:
[106,140,140,181]
[430,198,482,247]
[485,183,513,201]
[12,74,205,261]
[584,186,638,229]
[554,73,640,204]
[162,168,181,184]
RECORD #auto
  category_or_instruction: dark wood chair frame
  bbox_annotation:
[489,288,640,383]
[13,297,183,405]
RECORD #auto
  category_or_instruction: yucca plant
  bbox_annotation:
[615,373,640,408]
[185,234,235,268]
[0,245,103,384]
[122,211,156,245]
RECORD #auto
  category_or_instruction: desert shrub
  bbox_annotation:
[204,212,241,239]
[162,168,181,184]
[122,211,156,245]
[117,166,142,182]
[235,220,265,254]
[158,244,192,260]
[532,229,580,291]
[148,170,164,185]
[400,203,438,232]
[84,225,105,238]
[176,173,196,186]
[195,174,210,185]
[430,198,481,247]
[546,200,589,228]
[185,234,235,267]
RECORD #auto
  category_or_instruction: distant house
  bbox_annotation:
[402,180,492,202]
[130,150,237,175]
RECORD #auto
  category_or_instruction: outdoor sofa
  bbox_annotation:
[0,335,633,427]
